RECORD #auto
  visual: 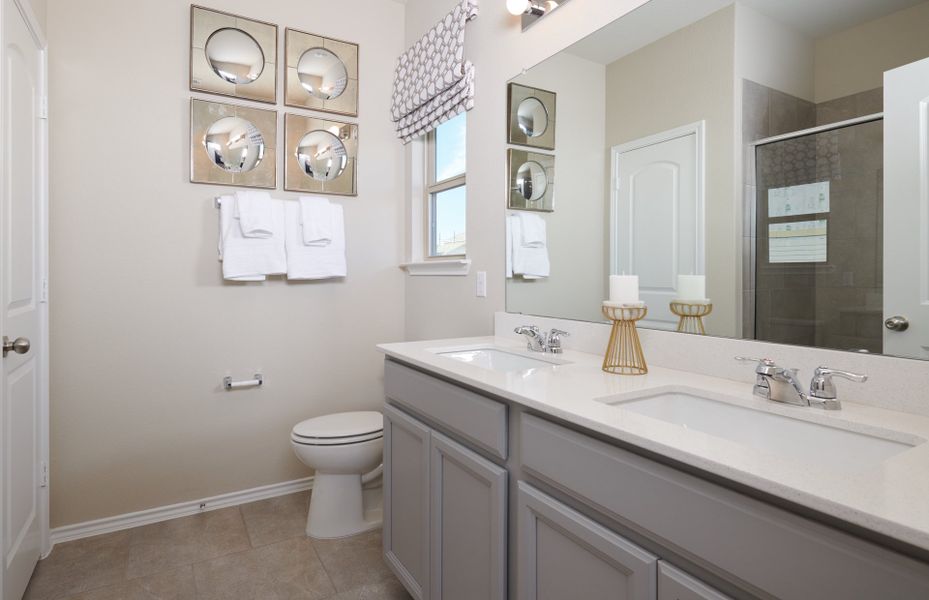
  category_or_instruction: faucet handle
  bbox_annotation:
[810,367,867,400]
[547,329,569,353]
[549,328,570,339]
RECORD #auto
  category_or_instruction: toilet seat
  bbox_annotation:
[291,411,383,446]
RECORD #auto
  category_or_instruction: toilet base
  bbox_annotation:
[307,473,383,539]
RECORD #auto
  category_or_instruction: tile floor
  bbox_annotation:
[24,491,411,600]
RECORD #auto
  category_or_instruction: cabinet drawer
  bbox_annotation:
[659,562,730,600]
[385,360,507,460]
[520,413,929,600]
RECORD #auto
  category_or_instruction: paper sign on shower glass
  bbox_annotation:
[769,220,828,263]
[767,182,830,218]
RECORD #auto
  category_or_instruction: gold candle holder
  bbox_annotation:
[670,301,713,335]
[601,304,648,376]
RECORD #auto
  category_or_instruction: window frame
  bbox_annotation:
[424,122,467,259]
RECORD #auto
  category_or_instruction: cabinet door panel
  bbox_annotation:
[518,482,657,600]
[658,562,731,600]
[384,404,431,600]
[431,432,507,600]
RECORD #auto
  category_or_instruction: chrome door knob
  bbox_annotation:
[884,316,909,332]
[2,336,30,357]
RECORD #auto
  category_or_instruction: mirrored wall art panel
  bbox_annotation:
[285,28,359,117]
[504,0,929,361]
[190,98,276,189]
[284,113,358,195]
[507,83,556,150]
[508,149,554,212]
[190,6,277,104]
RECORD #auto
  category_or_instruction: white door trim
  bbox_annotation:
[609,121,706,278]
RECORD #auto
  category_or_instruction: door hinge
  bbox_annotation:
[39,96,48,120]
[40,462,48,488]
[40,277,48,303]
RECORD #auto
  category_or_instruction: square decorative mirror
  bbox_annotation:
[507,149,554,212]
[190,99,277,189]
[285,28,359,117]
[190,5,277,104]
[507,83,556,150]
[284,113,358,196]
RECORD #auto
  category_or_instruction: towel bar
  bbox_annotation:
[223,374,263,390]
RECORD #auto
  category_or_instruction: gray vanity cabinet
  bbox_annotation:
[658,563,731,600]
[517,482,658,600]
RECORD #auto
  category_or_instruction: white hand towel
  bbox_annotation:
[299,195,334,246]
[517,212,547,248]
[235,191,275,238]
[285,201,347,280]
[510,213,550,278]
[219,195,286,281]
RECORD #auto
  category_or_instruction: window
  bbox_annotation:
[425,112,467,258]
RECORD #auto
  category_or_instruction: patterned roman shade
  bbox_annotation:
[391,0,479,143]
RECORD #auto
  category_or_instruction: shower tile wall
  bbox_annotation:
[742,81,884,353]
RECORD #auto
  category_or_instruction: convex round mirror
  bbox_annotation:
[296,130,347,181]
[203,117,266,173]
[205,28,265,85]
[298,48,348,100]
[516,161,547,201]
[517,97,549,138]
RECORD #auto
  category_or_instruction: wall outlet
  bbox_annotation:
[476,271,487,298]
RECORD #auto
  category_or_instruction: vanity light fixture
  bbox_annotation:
[506,0,566,30]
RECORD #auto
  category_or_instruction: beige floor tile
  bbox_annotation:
[125,507,250,579]
[312,530,393,593]
[58,566,196,600]
[240,491,310,548]
[331,580,412,600]
[193,537,335,600]
[24,530,131,600]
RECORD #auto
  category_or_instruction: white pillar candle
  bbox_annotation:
[677,275,707,302]
[609,275,639,304]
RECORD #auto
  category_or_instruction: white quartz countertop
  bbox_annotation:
[377,336,929,555]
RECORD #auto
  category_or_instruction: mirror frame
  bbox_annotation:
[507,149,555,212]
[190,5,278,104]
[507,83,556,150]
[284,113,358,196]
[285,28,359,117]
[190,98,277,189]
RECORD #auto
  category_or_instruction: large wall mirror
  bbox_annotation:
[505,0,929,361]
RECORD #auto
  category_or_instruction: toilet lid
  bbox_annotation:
[292,411,383,440]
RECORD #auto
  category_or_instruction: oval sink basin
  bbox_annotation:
[601,390,920,470]
[438,348,563,372]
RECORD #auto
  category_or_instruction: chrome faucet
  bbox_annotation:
[735,357,867,411]
[514,326,570,354]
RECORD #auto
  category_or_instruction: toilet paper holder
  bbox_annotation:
[223,373,263,390]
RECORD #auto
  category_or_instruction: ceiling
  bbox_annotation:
[564,0,926,65]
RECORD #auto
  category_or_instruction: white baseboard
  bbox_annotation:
[49,477,314,548]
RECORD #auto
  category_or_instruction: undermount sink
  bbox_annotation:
[437,348,564,372]
[600,390,920,470]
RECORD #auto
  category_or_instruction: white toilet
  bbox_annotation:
[291,411,384,539]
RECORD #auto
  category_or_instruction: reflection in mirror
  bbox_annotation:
[517,97,549,137]
[296,130,348,181]
[205,28,265,85]
[516,161,548,201]
[505,0,929,360]
[297,47,349,100]
[203,116,266,173]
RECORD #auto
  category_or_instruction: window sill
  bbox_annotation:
[400,259,472,276]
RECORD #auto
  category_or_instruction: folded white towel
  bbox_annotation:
[285,201,347,280]
[517,211,546,248]
[235,191,274,238]
[510,213,549,278]
[299,195,334,246]
[218,195,286,281]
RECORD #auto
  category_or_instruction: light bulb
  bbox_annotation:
[506,0,530,16]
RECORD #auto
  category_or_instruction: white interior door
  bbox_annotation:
[884,57,929,359]
[612,124,704,330]
[1,0,47,597]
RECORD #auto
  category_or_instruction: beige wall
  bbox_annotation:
[402,0,650,341]
[605,6,738,337]
[28,0,45,35]
[506,52,606,324]
[47,0,405,527]
[814,0,929,103]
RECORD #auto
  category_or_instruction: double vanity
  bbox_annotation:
[378,335,929,600]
